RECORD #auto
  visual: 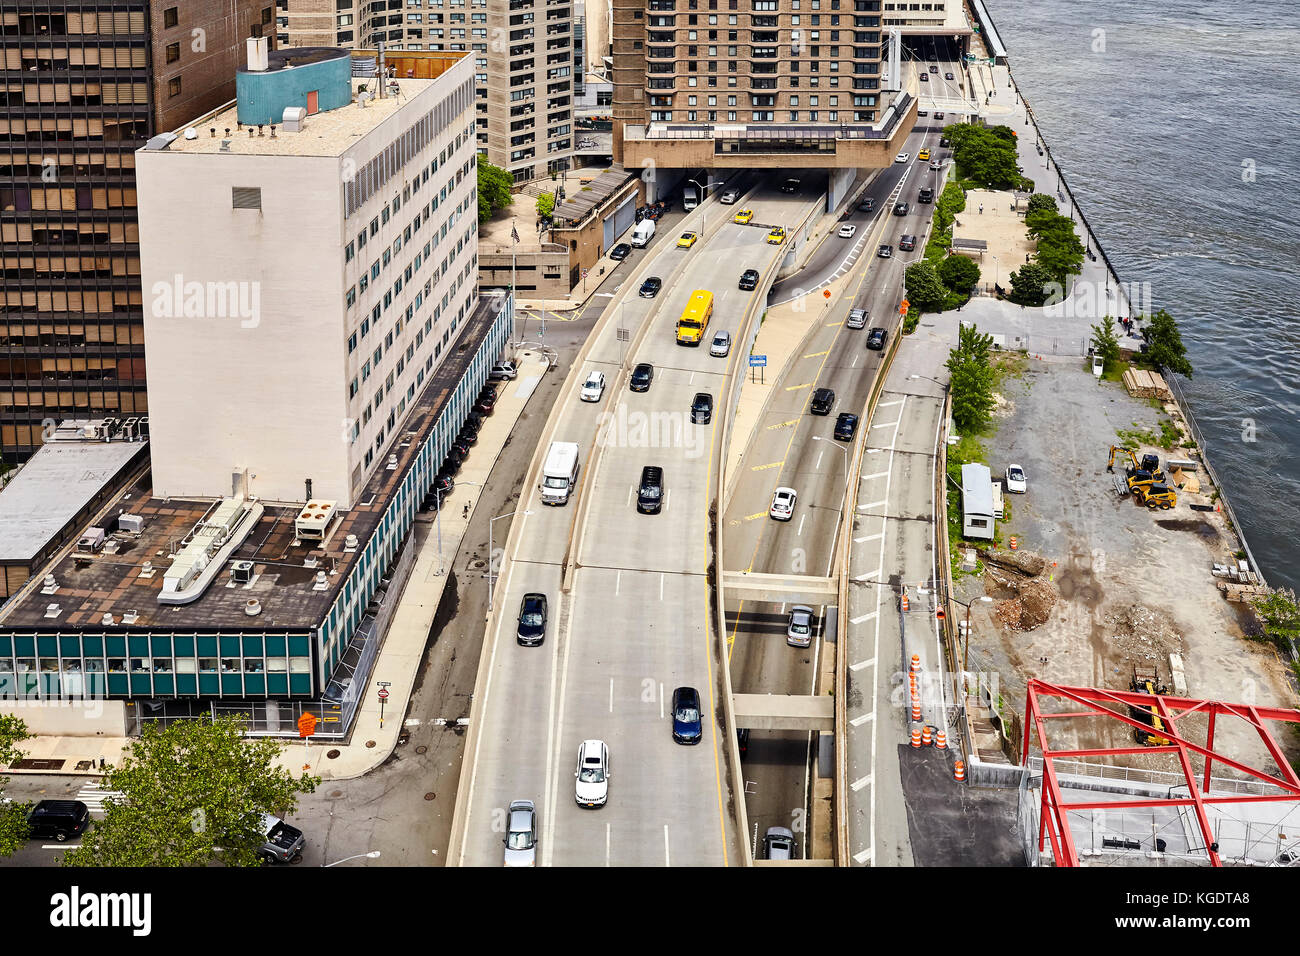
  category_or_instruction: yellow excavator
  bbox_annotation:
[1107,445,1164,482]
[1128,666,1171,747]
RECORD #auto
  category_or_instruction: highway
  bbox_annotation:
[722,115,950,857]
[453,174,825,866]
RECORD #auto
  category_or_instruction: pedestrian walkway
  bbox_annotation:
[76,784,124,810]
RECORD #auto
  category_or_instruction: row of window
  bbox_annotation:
[650,75,847,89]
[0,656,309,675]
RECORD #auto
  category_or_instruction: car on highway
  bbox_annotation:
[787,605,815,647]
[610,243,631,261]
[489,361,518,381]
[765,226,786,245]
[918,72,928,83]
[629,362,654,391]
[846,308,868,329]
[918,186,934,203]
[677,231,699,248]
[733,208,754,224]
[878,244,893,258]
[26,800,90,843]
[769,486,797,521]
[834,412,860,441]
[710,330,731,357]
[691,392,714,424]
[517,593,548,647]
[838,223,857,238]
[945,71,954,80]
[810,387,835,415]
[899,234,916,251]
[929,160,942,171]
[894,201,910,216]
[720,188,740,204]
[739,268,760,290]
[671,686,703,744]
[636,465,664,515]
[934,111,945,121]
[503,799,537,867]
[866,327,888,351]
[918,148,931,161]
[895,151,910,163]
[737,728,750,758]
[1005,464,1028,493]
[928,65,939,74]
[581,370,606,402]
[574,739,610,808]
[780,178,800,193]
[639,276,663,298]
[763,826,796,860]
[917,109,928,117]
[858,197,875,213]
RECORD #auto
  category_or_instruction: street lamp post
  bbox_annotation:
[908,372,948,391]
[488,508,532,613]
[323,850,381,867]
[990,254,1000,295]
[688,177,724,233]
[955,595,994,686]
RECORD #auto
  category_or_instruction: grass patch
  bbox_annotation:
[1101,357,1131,383]
[903,306,920,335]
[1116,419,1182,452]
[991,351,1028,386]
[946,433,989,579]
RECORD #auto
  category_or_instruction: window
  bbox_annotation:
[345,240,355,263]
[164,6,179,28]
[166,42,180,64]
[168,77,182,98]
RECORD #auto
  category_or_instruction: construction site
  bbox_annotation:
[950,355,1300,866]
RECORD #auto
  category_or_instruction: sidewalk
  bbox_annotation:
[5,353,552,780]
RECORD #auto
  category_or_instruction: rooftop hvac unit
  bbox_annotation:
[76,527,106,553]
[295,499,337,542]
[139,416,150,439]
[119,512,145,534]
[230,560,255,584]
[122,417,139,439]
[282,106,306,132]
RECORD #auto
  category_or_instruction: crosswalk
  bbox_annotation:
[76,784,124,811]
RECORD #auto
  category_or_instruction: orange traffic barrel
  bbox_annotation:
[935,729,947,750]
[1009,536,1018,550]
[910,697,922,721]
[902,593,910,611]
[954,760,966,782]
[910,654,921,672]
[910,725,922,748]
[921,725,933,746]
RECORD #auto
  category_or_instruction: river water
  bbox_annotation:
[990,0,1300,590]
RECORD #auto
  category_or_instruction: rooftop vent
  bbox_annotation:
[41,573,58,594]
[386,454,398,470]
[119,513,145,534]
[122,610,140,625]
[244,598,262,616]
[247,37,270,72]
[101,613,115,626]
[44,603,61,619]
[344,534,359,552]
[140,560,155,578]
[184,127,198,140]
[313,571,329,591]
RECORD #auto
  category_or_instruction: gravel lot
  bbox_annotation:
[954,357,1298,773]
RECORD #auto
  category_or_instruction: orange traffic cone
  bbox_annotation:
[921,725,933,746]
[954,760,966,782]
[1009,536,1018,551]
[935,729,947,750]
[910,654,921,672]
[910,725,922,748]
[911,697,922,721]
[901,593,910,612]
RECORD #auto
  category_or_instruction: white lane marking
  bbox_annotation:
[854,533,883,543]
[851,355,860,368]
[850,656,876,671]
[797,513,806,536]
[40,844,81,850]
[854,847,873,865]
[860,499,887,509]
[850,712,874,728]
[815,450,824,470]
[850,612,877,625]
[665,488,671,511]
[664,825,671,867]
[660,573,665,600]
[606,823,612,867]
[869,420,900,429]
[627,485,634,507]
[615,570,622,595]
[659,682,664,721]
[609,678,614,713]
[850,774,873,791]
[875,399,904,408]
[860,471,890,481]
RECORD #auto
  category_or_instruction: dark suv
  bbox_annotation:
[26,800,90,842]
[866,327,888,351]
[671,686,703,744]
[690,392,714,424]
[637,465,664,514]
[738,269,760,291]
[918,187,934,204]
[810,387,835,415]
[834,412,860,441]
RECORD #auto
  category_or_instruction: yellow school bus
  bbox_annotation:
[676,289,713,345]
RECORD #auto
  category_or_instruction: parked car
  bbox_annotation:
[260,813,306,863]
[834,412,860,441]
[1005,464,1028,493]
[787,605,814,648]
[474,393,496,415]
[517,592,548,647]
[737,728,750,758]
[846,308,868,330]
[456,428,478,447]
[489,361,518,381]
[580,370,606,402]
[503,799,537,867]
[677,231,699,249]
[435,473,455,496]
[609,242,631,260]
[838,223,857,238]
[878,244,893,258]
[574,739,610,808]
[934,112,945,121]
[450,438,471,459]
[710,331,732,357]
[769,486,797,521]
[639,276,663,298]
[629,363,654,392]
[691,392,714,425]
[763,826,796,860]
[894,201,910,216]
[917,109,929,117]
[440,454,461,476]
[26,800,90,843]
[866,327,888,351]
[899,234,916,251]
[671,686,703,744]
[810,387,835,415]
[739,268,760,290]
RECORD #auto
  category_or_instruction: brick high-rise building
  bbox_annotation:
[0,0,274,463]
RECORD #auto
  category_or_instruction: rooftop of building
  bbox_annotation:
[0,423,149,564]
[236,46,348,75]
[0,295,505,633]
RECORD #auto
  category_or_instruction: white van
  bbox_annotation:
[630,219,655,247]
[540,441,580,505]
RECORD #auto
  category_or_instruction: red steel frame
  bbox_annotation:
[1021,679,1300,867]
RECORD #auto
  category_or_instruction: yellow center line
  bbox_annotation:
[767,419,799,430]
[785,382,812,391]
[803,350,830,358]
[751,461,783,472]
[743,510,769,521]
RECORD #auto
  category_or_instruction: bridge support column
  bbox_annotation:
[827,167,856,212]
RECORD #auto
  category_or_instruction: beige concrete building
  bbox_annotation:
[275,0,574,184]
[136,44,479,509]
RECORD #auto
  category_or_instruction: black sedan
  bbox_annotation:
[894,201,910,216]
[629,363,654,392]
[517,593,548,647]
[435,474,455,496]
[834,412,860,441]
[639,276,662,298]
[738,268,760,291]
[866,327,888,351]
[609,243,632,261]
[858,197,875,213]
[945,71,954,80]
[671,686,703,744]
[691,392,713,424]
[810,387,835,416]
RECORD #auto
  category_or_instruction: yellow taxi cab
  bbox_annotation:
[677,231,699,248]
[765,226,786,245]
[733,209,754,225]
[918,148,931,161]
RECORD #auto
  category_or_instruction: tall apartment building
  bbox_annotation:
[0,0,274,464]
[611,0,912,171]
[274,0,574,183]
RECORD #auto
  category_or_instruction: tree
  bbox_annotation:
[949,124,1023,190]
[947,324,996,434]
[1007,262,1055,306]
[934,181,967,235]
[1026,193,1058,217]
[1090,315,1120,374]
[904,261,947,313]
[64,715,318,867]
[1144,308,1193,378]
[476,156,513,223]
[938,254,980,294]
[1254,588,1300,649]
[0,715,31,857]
[536,191,555,220]
[1029,213,1085,282]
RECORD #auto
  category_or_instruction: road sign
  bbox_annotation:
[823,289,832,299]
[581,269,589,279]
[297,713,318,738]
[749,354,767,368]
[377,688,390,701]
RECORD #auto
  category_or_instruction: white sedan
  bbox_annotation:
[895,151,910,164]
[580,370,606,402]
[1005,464,1027,493]
[769,486,798,521]
[574,739,609,808]
[710,330,732,357]
[838,223,857,238]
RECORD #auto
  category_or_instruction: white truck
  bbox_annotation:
[682,182,699,210]
[630,219,655,247]
[540,441,580,505]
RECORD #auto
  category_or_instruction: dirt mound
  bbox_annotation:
[995,578,1059,631]
[982,548,1047,577]
[1104,603,1186,664]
